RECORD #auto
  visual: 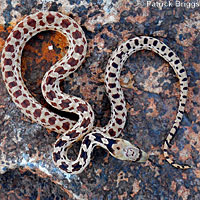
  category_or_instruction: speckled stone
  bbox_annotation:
[0,0,199,199]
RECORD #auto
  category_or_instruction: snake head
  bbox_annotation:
[111,139,148,163]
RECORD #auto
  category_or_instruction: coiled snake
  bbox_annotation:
[1,11,190,174]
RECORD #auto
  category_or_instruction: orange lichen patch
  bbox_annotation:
[22,31,68,72]
[43,31,68,60]
[171,180,176,192]
[130,180,141,197]
[0,25,6,49]
[0,22,18,50]
[146,98,159,117]
[116,171,128,187]
[5,24,13,33]
[19,30,69,101]
[177,185,190,200]
[0,26,14,57]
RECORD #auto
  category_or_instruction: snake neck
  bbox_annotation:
[53,131,148,174]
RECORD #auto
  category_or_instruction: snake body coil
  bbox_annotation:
[1,11,190,174]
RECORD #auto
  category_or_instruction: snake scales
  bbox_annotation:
[1,11,190,174]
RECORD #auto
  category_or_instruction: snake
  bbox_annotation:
[1,11,190,174]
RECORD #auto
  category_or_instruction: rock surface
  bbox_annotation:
[0,0,199,199]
